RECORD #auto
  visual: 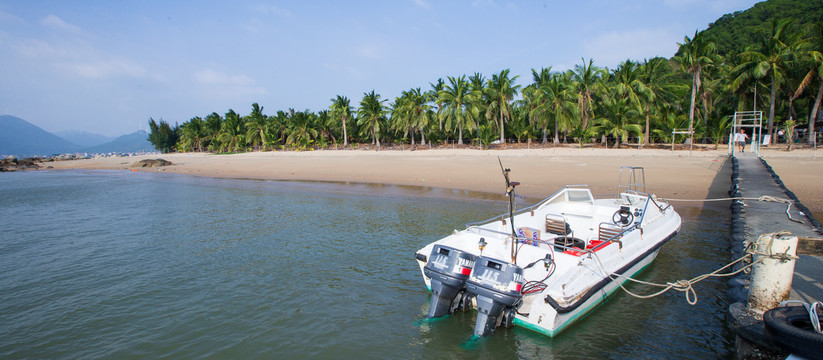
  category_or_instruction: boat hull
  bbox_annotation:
[514,238,669,336]
[415,184,681,337]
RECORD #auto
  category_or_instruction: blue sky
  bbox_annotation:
[1,0,760,137]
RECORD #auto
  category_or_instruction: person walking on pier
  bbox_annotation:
[734,128,749,153]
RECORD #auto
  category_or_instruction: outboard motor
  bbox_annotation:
[465,256,524,337]
[423,245,477,318]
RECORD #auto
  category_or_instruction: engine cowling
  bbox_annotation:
[422,245,477,318]
[465,256,524,336]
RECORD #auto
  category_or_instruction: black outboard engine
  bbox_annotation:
[423,245,478,318]
[465,256,524,337]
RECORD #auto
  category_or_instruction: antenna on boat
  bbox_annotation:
[498,157,519,263]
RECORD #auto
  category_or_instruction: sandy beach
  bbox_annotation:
[47,147,823,219]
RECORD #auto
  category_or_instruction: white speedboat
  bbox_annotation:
[414,166,681,337]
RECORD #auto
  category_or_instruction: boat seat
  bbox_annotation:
[547,214,580,250]
[598,222,624,248]
[545,215,572,236]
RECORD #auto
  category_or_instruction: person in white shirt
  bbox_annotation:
[733,128,749,152]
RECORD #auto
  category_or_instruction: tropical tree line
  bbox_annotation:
[148,18,823,153]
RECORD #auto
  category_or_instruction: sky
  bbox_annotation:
[0,0,762,137]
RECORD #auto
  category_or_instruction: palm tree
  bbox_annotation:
[330,95,353,146]
[612,60,644,105]
[429,78,445,130]
[469,72,489,142]
[486,69,520,144]
[357,90,387,147]
[245,103,268,150]
[652,106,690,144]
[637,58,677,146]
[218,109,245,152]
[390,95,413,143]
[266,110,290,148]
[393,88,431,145]
[794,21,823,144]
[676,31,717,144]
[286,110,318,148]
[439,75,481,145]
[530,69,578,144]
[203,112,223,151]
[315,110,333,147]
[593,94,642,148]
[707,115,732,149]
[571,58,602,130]
[179,116,205,152]
[526,67,552,143]
[734,18,805,139]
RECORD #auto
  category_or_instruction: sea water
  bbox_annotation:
[0,170,733,359]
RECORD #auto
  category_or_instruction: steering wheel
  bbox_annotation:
[612,208,634,226]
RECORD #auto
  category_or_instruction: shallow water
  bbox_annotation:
[0,170,734,359]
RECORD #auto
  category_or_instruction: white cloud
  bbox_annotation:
[254,4,293,17]
[194,68,267,98]
[40,14,83,34]
[196,68,253,85]
[58,58,146,79]
[0,10,25,25]
[472,0,495,7]
[411,0,430,8]
[355,43,384,60]
[582,28,678,68]
[11,34,147,79]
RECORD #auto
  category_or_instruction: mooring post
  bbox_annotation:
[730,232,800,360]
[747,231,799,316]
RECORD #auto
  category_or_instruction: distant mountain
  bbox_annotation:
[55,130,114,147]
[84,130,154,154]
[1,115,156,157]
[0,115,81,157]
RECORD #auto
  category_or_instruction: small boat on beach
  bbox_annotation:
[414,166,681,337]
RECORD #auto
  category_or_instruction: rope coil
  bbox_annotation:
[592,248,760,305]
[779,300,822,334]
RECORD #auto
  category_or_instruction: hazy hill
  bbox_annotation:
[0,115,81,157]
[701,0,823,56]
[1,115,155,157]
[55,130,114,147]
[84,130,154,154]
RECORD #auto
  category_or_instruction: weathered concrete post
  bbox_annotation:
[730,231,800,359]
[748,232,799,315]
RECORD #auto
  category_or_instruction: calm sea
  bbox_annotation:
[0,170,733,359]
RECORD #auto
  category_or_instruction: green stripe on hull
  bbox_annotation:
[513,260,655,337]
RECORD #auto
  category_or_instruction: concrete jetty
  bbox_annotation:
[728,151,822,358]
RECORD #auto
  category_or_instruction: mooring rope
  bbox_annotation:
[779,300,822,334]
[590,243,763,305]
[661,195,804,224]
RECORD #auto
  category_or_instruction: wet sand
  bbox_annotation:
[47,147,822,218]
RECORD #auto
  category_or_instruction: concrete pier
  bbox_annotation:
[728,152,822,359]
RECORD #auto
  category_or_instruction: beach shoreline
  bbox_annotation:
[45,147,823,219]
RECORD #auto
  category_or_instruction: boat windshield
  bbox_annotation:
[545,188,594,206]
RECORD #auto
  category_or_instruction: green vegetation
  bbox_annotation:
[149,0,823,152]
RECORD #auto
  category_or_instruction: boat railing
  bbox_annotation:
[623,189,671,213]
[464,185,591,228]
[464,226,511,237]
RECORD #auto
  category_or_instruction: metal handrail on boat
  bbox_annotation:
[464,185,591,228]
